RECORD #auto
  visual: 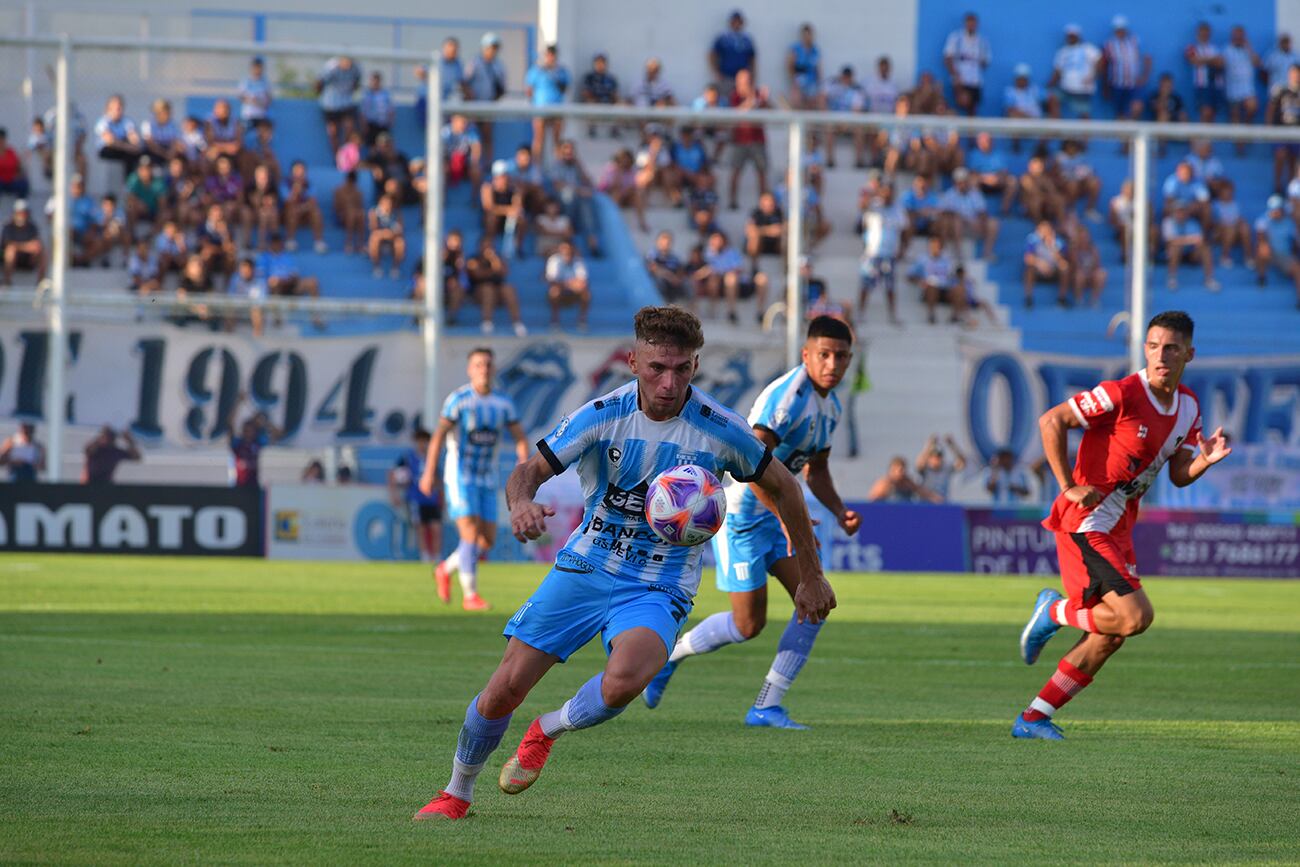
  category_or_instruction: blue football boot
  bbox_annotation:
[641,661,678,709]
[1019,588,1064,665]
[744,705,809,730]
[1011,713,1065,740]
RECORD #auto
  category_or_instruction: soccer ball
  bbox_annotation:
[644,464,727,547]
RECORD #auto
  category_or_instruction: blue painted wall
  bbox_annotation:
[915,0,1278,117]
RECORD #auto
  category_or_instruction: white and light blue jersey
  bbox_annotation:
[729,365,841,530]
[538,380,770,594]
[442,385,520,489]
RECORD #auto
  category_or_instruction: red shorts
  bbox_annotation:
[1055,531,1141,608]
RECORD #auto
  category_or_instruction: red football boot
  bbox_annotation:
[412,790,470,821]
[498,719,555,794]
[434,562,451,604]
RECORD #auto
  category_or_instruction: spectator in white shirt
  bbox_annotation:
[1223,26,1262,136]
[1049,24,1102,119]
[545,240,590,330]
[1162,203,1218,291]
[1004,64,1043,119]
[1263,33,1298,96]
[317,55,361,154]
[1100,16,1151,120]
[943,12,990,116]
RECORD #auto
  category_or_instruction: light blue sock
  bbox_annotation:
[538,674,625,738]
[670,611,745,662]
[446,693,512,801]
[456,539,479,595]
[754,613,824,709]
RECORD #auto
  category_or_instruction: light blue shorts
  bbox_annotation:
[446,481,496,522]
[712,514,791,593]
[503,551,693,662]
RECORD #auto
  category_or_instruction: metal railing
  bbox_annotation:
[3,31,1296,479]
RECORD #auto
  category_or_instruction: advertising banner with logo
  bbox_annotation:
[0,483,261,556]
[1132,510,1300,579]
[266,484,418,561]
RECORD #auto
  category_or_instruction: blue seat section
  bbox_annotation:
[183,97,661,337]
[978,140,1300,357]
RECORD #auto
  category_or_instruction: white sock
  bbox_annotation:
[440,550,460,575]
[537,705,571,739]
[754,670,793,710]
[444,758,484,801]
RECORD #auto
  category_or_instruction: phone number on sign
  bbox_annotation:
[1163,541,1300,566]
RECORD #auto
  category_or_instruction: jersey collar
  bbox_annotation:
[1138,369,1178,416]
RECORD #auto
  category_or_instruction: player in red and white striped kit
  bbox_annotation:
[1014,311,1232,739]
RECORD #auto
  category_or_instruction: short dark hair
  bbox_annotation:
[1147,310,1194,340]
[806,315,853,345]
[468,346,494,361]
[634,306,704,351]
[413,426,431,440]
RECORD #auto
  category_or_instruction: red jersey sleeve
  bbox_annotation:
[1182,412,1202,452]
[1067,381,1122,429]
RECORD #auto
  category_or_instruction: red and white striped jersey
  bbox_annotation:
[1044,370,1202,537]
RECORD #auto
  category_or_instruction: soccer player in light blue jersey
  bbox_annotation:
[420,347,528,611]
[414,307,835,821]
[644,315,859,729]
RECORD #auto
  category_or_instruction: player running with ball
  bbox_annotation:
[643,315,859,729]
[420,347,528,611]
[413,307,835,821]
[1014,311,1231,739]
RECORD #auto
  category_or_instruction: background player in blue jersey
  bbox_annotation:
[388,427,441,575]
[419,348,528,611]
[413,307,835,821]
[644,315,859,729]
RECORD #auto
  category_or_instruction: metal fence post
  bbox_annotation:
[1129,130,1150,374]
[785,119,804,370]
[421,55,443,432]
[44,34,72,481]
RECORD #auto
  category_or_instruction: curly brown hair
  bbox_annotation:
[633,306,704,351]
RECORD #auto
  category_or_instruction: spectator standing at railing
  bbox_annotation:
[984,449,1031,503]
[416,37,467,130]
[0,128,29,200]
[823,66,867,169]
[318,55,361,155]
[1186,21,1224,122]
[83,427,141,485]
[711,10,756,98]
[238,57,273,128]
[787,23,822,110]
[727,69,770,212]
[1263,34,1298,97]
[1049,25,1101,119]
[360,71,396,148]
[526,44,571,163]
[579,53,620,139]
[94,94,143,173]
[943,11,990,117]
[466,33,508,168]
[1267,64,1300,193]
[1100,16,1150,120]
[915,434,967,501]
[0,422,45,483]
[1222,26,1261,138]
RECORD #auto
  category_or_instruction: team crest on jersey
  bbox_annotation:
[608,446,622,464]
[1138,424,1148,439]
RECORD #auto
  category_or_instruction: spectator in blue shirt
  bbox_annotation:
[1161,161,1211,227]
[360,71,395,147]
[1254,195,1300,302]
[94,94,142,170]
[526,44,571,162]
[711,10,756,95]
[579,53,620,139]
[140,99,183,164]
[238,57,273,127]
[671,126,710,188]
[415,37,468,130]
[646,230,689,305]
[465,33,507,176]
[899,174,939,251]
[908,236,961,324]
[317,55,361,154]
[257,233,322,307]
[66,174,98,260]
[1022,220,1070,308]
[787,23,822,109]
[966,131,1015,214]
[698,229,768,324]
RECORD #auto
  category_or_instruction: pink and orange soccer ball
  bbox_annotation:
[644,464,727,547]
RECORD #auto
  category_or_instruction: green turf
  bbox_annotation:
[1,554,1298,865]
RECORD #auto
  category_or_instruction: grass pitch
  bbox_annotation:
[1,554,1298,864]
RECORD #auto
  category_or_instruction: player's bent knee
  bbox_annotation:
[734,612,765,640]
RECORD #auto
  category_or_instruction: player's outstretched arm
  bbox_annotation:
[1039,401,1099,508]
[505,452,557,543]
[1167,425,1232,487]
[418,418,455,498]
[754,458,836,623]
[805,450,860,535]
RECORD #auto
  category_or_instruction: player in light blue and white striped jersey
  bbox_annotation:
[420,347,528,612]
[644,315,860,730]
[413,307,834,822]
